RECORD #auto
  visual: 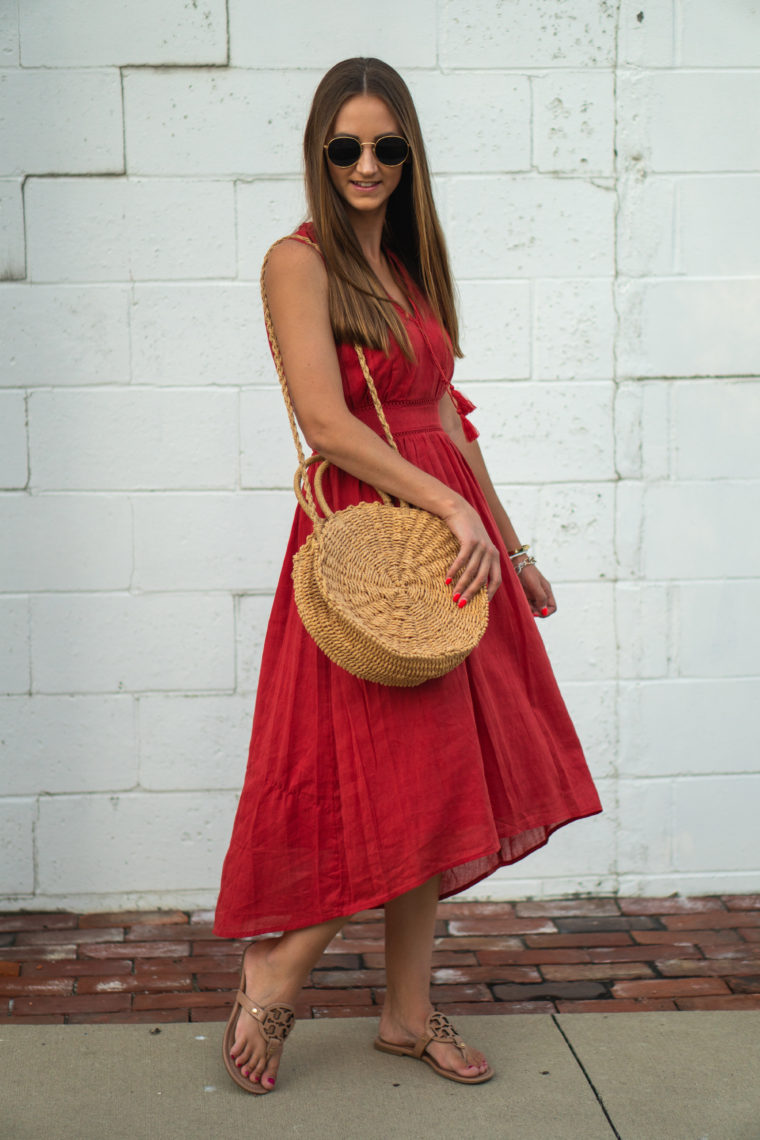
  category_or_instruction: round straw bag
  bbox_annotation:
[262,237,489,687]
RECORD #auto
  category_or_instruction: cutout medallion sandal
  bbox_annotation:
[374,1010,494,1084]
[222,949,296,1095]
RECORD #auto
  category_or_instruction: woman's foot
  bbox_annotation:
[378,1006,490,1079]
[228,938,300,1090]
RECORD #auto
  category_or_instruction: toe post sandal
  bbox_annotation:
[374,1010,494,1084]
[222,964,295,1095]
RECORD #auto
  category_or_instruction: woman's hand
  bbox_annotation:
[441,502,502,604]
[518,563,557,618]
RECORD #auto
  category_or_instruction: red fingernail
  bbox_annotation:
[267,1077,275,1086]
[541,607,549,616]
[458,598,467,608]
[452,592,460,602]
[445,577,453,585]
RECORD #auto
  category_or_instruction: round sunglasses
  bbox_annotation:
[324,135,410,168]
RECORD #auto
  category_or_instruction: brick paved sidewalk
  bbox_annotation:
[2,895,759,1024]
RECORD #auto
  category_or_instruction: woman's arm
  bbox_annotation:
[438,389,557,618]
[264,239,501,603]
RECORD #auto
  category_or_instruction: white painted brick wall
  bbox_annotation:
[2,0,759,911]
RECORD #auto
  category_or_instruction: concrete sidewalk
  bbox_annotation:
[2,1012,759,1139]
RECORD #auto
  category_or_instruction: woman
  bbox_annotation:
[214,57,602,1094]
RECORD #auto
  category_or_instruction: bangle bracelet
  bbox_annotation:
[508,544,530,559]
[515,555,537,576]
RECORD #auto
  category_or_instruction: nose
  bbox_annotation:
[355,143,379,177]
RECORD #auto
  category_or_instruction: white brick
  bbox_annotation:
[0,596,29,694]
[130,284,268,384]
[139,694,253,790]
[614,481,643,580]
[674,380,760,479]
[677,176,760,276]
[237,181,307,281]
[614,385,642,480]
[616,583,671,679]
[26,179,236,282]
[532,71,614,176]
[617,780,673,875]
[448,177,614,278]
[20,0,227,66]
[237,594,275,695]
[0,69,122,176]
[680,0,760,66]
[133,491,294,591]
[617,71,760,173]
[454,282,531,382]
[678,582,760,678]
[0,4,19,66]
[28,388,238,491]
[536,583,616,682]
[123,69,317,176]
[410,72,530,174]
[230,0,434,66]
[30,593,234,694]
[0,493,132,590]
[618,0,676,66]
[0,284,130,387]
[616,279,760,378]
[619,679,760,778]
[558,682,616,779]
[509,777,614,878]
[37,792,237,893]
[0,798,35,894]
[617,175,676,276]
[643,482,760,580]
[613,384,672,484]
[533,279,615,380]
[241,389,302,490]
[640,383,671,480]
[0,179,24,278]
[470,381,614,483]
[0,391,28,488]
[0,695,137,794]
[440,0,616,67]
[674,776,760,872]
[531,483,615,583]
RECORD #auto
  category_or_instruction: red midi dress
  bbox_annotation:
[213,223,603,938]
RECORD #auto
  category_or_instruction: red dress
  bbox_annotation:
[213,223,602,938]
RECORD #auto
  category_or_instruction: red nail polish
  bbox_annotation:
[267,1077,275,1085]
[445,577,453,585]
[541,607,549,616]
[458,598,467,608]
[452,592,460,602]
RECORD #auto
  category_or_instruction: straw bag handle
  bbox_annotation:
[260,234,409,524]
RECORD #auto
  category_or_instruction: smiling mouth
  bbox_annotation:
[350,181,380,188]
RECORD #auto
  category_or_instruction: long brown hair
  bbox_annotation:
[303,57,462,361]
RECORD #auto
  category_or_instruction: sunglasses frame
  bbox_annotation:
[323,134,411,168]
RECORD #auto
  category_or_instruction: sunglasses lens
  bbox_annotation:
[326,137,362,166]
[375,136,409,166]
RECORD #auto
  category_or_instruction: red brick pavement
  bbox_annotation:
[1,896,759,1024]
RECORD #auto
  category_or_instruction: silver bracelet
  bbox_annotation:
[515,555,537,576]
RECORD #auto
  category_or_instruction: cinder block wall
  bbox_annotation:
[1,1,759,910]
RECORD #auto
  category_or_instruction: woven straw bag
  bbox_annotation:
[261,237,489,687]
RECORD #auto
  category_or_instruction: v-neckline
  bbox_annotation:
[383,249,416,320]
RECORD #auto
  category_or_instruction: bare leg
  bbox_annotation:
[230,914,348,1089]
[379,874,489,1077]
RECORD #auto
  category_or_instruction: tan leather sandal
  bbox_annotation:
[374,1010,494,1084]
[222,948,296,1095]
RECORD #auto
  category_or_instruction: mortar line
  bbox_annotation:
[551,1014,622,1139]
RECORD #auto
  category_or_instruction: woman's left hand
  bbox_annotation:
[518,564,557,618]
